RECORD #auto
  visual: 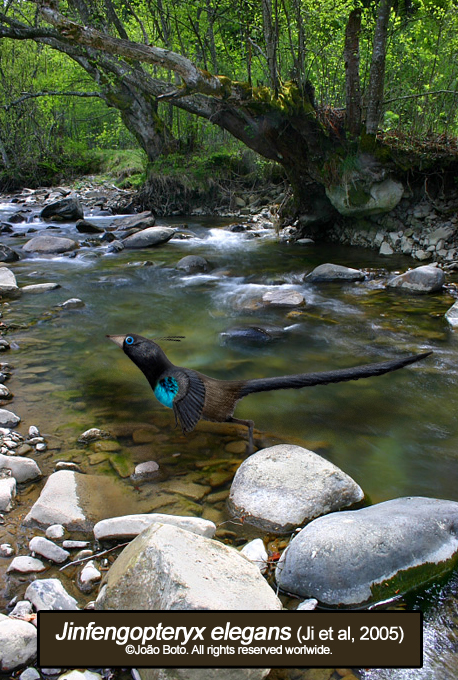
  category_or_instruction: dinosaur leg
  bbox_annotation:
[228,417,255,455]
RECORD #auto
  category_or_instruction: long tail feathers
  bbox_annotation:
[239,351,432,397]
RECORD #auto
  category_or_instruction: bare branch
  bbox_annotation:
[383,90,458,105]
[2,90,103,111]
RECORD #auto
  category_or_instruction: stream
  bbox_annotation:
[0,194,458,678]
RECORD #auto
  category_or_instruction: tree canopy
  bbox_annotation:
[1,0,458,208]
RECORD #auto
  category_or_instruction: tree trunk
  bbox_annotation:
[344,8,362,137]
[261,0,278,92]
[366,0,392,135]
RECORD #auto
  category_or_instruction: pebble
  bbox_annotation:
[62,540,89,549]
[58,298,85,310]
[0,453,42,483]
[10,600,34,620]
[29,536,70,564]
[0,542,14,556]
[78,560,102,592]
[20,668,41,680]
[45,524,66,540]
[77,428,112,443]
[7,556,46,574]
[0,475,16,511]
[28,426,40,437]
[0,615,37,672]
[240,538,269,574]
[0,408,20,428]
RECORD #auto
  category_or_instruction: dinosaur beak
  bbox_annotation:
[107,334,126,348]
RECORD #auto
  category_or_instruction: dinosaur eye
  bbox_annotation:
[125,336,134,345]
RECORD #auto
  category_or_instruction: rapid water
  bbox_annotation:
[1,200,458,676]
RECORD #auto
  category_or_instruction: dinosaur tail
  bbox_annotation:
[238,352,432,397]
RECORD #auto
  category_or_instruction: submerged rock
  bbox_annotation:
[306,263,365,282]
[123,226,175,249]
[387,264,445,293]
[262,289,305,307]
[0,244,19,263]
[21,283,61,294]
[96,522,282,610]
[40,197,83,221]
[22,236,78,255]
[228,444,364,533]
[76,219,104,234]
[276,496,458,606]
[220,325,284,346]
[110,211,156,231]
[176,255,211,273]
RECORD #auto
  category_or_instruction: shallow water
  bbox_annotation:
[1,200,458,674]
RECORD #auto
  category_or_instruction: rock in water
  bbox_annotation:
[0,267,18,295]
[22,236,78,255]
[387,264,445,293]
[326,178,404,217]
[228,444,364,533]
[95,522,282,610]
[176,255,211,273]
[276,496,458,606]
[445,300,458,327]
[306,263,365,282]
[40,198,84,221]
[123,227,175,249]
[76,219,104,234]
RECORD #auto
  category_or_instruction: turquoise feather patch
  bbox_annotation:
[154,376,179,409]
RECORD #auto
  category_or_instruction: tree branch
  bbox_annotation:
[2,90,103,111]
[383,90,458,105]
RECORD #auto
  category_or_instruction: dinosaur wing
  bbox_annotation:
[171,368,206,434]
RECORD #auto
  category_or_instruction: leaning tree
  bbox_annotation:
[1,0,457,220]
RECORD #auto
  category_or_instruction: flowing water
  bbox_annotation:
[1,198,458,676]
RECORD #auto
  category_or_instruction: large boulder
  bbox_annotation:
[326,178,404,217]
[123,227,175,249]
[387,264,445,293]
[40,197,84,221]
[96,522,282,610]
[22,236,78,255]
[227,444,364,533]
[306,263,365,282]
[275,496,458,606]
[0,267,18,295]
[176,255,211,273]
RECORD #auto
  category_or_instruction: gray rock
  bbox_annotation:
[58,298,85,310]
[110,211,156,231]
[0,244,19,263]
[379,241,394,255]
[45,524,65,540]
[0,267,18,294]
[93,513,216,541]
[413,249,432,261]
[59,671,101,680]
[62,540,89,549]
[387,264,445,293]
[296,599,318,611]
[7,556,46,574]
[0,453,41,483]
[176,255,211,273]
[427,226,455,246]
[262,289,305,307]
[275,496,458,606]
[77,428,112,443]
[228,444,364,534]
[130,461,160,482]
[0,476,16,511]
[326,178,404,217]
[445,300,458,327]
[123,227,175,249]
[0,385,11,398]
[10,601,34,620]
[21,283,61,294]
[40,198,83,221]
[29,536,70,564]
[96,522,282,611]
[25,578,79,610]
[0,616,37,671]
[240,539,269,574]
[76,219,104,234]
[19,668,41,680]
[0,543,14,557]
[306,263,365,282]
[22,236,78,255]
